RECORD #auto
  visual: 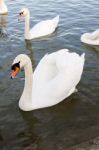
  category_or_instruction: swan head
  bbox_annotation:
[18,8,29,21]
[10,54,30,79]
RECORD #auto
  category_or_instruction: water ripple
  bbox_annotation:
[0,0,99,149]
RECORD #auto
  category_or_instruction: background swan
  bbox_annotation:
[18,8,59,40]
[10,49,85,111]
[81,29,99,45]
[0,0,8,15]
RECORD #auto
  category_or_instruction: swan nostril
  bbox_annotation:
[10,76,13,79]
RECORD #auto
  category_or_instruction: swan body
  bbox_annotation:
[18,8,59,40]
[81,29,99,45]
[11,49,85,111]
[0,0,8,15]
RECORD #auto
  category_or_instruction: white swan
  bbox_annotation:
[0,0,8,15]
[81,29,99,45]
[18,8,59,40]
[10,49,85,111]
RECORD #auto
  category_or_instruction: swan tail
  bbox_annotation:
[80,53,85,68]
[53,15,59,28]
[81,53,85,60]
[91,29,99,39]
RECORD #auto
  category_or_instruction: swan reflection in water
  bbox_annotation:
[25,39,35,68]
[82,42,99,53]
[18,96,79,149]
[0,14,8,38]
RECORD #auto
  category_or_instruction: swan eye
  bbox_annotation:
[19,11,24,15]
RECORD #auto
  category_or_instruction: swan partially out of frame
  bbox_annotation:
[0,0,8,15]
[81,29,99,45]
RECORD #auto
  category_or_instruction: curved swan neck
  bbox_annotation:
[19,57,33,111]
[24,59,33,95]
[25,12,30,38]
[13,54,34,111]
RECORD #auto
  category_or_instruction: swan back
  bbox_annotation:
[81,29,99,45]
[32,49,85,109]
[30,15,59,39]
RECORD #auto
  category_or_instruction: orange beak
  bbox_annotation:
[10,67,20,79]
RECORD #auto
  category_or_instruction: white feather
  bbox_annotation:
[19,8,59,40]
[81,29,99,45]
[0,0,8,14]
[12,49,85,111]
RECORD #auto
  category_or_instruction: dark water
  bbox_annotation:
[0,0,99,149]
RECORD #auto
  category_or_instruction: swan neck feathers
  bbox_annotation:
[15,54,33,111]
[25,11,30,39]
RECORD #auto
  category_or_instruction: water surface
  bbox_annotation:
[0,0,99,149]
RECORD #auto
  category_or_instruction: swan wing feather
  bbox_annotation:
[30,15,59,39]
[32,50,85,109]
